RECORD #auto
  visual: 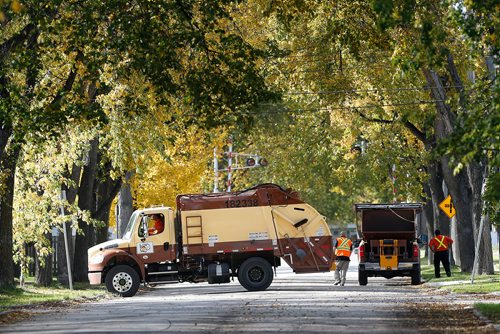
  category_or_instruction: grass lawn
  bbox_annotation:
[420,258,500,323]
[421,262,500,293]
[476,303,500,322]
[0,280,108,312]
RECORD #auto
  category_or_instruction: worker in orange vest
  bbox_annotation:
[333,231,353,286]
[429,229,453,278]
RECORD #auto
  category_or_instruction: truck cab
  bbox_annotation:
[88,207,177,296]
[355,203,422,286]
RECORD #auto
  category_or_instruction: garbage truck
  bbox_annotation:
[88,184,334,296]
[355,203,422,286]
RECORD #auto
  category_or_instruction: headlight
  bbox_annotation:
[89,253,104,264]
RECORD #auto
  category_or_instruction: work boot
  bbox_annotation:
[340,282,345,286]
[334,281,341,285]
[446,272,451,277]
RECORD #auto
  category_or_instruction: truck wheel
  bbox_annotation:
[411,269,421,285]
[238,257,273,291]
[358,270,368,286]
[105,265,140,297]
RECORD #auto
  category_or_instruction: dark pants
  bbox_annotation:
[434,250,451,278]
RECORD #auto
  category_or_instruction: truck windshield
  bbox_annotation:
[122,211,138,240]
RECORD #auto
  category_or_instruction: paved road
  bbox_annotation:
[1,259,497,333]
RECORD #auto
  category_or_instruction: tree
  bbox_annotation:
[3,0,277,286]
[233,0,495,272]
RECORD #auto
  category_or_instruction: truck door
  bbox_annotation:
[133,211,176,264]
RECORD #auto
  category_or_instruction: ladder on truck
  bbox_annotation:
[185,216,203,246]
[183,216,204,269]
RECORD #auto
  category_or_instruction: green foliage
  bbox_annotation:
[2,0,497,285]
[13,122,98,270]
[448,0,499,55]
[227,1,430,227]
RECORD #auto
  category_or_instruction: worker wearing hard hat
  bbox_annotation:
[333,231,353,286]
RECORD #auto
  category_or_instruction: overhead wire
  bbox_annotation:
[282,85,469,95]
[249,100,443,115]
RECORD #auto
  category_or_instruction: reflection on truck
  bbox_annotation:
[88,184,334,297]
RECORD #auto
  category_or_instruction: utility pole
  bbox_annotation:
[213,136,268,193]
[213,148,219,193]
[226,136,233,192]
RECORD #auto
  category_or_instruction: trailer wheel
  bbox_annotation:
[358,270,368,286]
[238,257,273,291]
[411,268,421,285]
[105,265,140,297]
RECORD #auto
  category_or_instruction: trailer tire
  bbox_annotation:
[238,257,273,291]
[358,270,368,286]
[105,265,140,297]
[411,268,421,285]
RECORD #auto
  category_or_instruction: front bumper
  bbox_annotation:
[362,262,416,271]
[88,271,103,285]
[359,262,419,278]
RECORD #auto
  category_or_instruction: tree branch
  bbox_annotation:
[48,51,83,110]
[92,178,122,221]
[354,108,393,124]
[354,107,428,144]
[404,121,427,143]
[0,23,36,63]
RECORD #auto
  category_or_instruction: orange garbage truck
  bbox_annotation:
[88,184,334,296]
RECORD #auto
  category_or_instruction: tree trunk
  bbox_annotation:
[422,183,434,265]
[497,227,500,272]
[447,54,494,275]
[440,158,475,272]
[0,133,19,288]
[425,161,457,265]
[427,162,451,236]
[73,137,99,282]
[35,233,53,287]
[118,171,134,238]
[57,164,81,285]
[467,161,494,274]
[423,67,475,272]
[93,161,122,245]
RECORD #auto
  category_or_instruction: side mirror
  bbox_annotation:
[139,216,149,240]
[417,234,428,247]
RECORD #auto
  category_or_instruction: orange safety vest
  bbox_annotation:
[335,237,352,257]
[429,235,452,252]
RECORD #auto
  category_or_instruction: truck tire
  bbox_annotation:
[411,268,421,285]
[238,257,273,291]
[105,265,140,297]
[358,270,368,286]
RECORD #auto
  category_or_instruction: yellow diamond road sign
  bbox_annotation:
[439,195,456,219]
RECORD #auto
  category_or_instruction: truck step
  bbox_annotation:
[148,271,179,275]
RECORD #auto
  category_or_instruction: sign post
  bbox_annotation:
[60,190,73,290]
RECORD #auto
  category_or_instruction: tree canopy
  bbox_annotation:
[0,0,497,286]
